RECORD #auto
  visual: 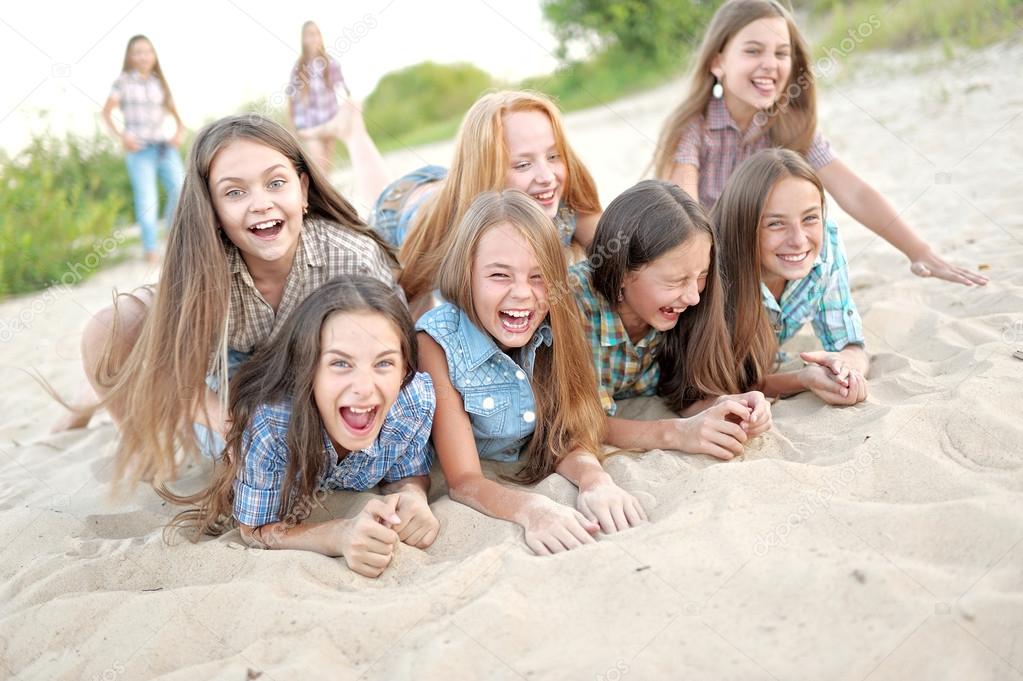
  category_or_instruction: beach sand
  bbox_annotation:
[1,42,1021,680]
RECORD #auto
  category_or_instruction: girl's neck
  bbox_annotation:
[763,272,787,302]
[616,303,652,346]
[242,245,300,312]
[722,92,758,132]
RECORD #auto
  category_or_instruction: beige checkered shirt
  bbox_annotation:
[225,218,399,353]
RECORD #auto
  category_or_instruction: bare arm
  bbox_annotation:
[817,159,987,286]
[573,211,600,251]
[668,163,700,204]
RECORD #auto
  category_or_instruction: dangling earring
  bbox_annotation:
[712,76,724,99]
[302,205,309,215]
[617,288,625,303]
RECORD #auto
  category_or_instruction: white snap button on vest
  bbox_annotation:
[515,370,525,380]
[522,410,535,423]
[482,396,495,409]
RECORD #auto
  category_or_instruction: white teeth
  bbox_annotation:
[346,406,375,414]
[778,252,808,262]
[501,310,530,318]
[250,220,280,230]
[532,190,555,201]
[753,78,774,85]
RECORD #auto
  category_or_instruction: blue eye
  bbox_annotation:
[269,179,286,189]
[375,359,395,369]
[331,359,351,369]
[225,189,243,198]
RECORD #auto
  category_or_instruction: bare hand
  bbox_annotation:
[576,477,647,534]
[122,132,142,152]
[799,361,868,405]
[717,391,772,438]
[910,249,987,286]
[337,495,401,578]
[390,486,441,549]
[672,399,751,460]
[521,496,599,555]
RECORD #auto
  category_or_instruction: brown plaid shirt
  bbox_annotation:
[674,97,835,209]
[225,218,399,353]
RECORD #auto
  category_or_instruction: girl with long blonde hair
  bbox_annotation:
[654,0,986,287]
[55,115,400,491]
[417,190,646,555]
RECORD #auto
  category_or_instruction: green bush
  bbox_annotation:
[362,61,493,148]
[0,130,133,296]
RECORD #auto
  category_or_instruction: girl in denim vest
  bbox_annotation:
[417,190,646,555]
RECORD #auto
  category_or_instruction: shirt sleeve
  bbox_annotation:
[381,372,436,482]
[330,59,347,94]
[672,116,704,168]
[811,221,865,351]
[233,405,291,527]
[806,130,836,170]
[109,74,124,102]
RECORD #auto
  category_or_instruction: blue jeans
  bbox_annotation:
[193,349,253,459]
[124,142,184,253]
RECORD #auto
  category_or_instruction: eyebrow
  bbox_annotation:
[763,205,820,219]
[323,348,400,360]
[742,40,791,48]
[215,164,287,186]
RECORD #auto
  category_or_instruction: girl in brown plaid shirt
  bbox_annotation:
[654,0,987,288]
[53,115,400,490]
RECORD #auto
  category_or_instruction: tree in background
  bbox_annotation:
[542,0,721,67]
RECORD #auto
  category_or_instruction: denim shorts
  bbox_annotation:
[193,349,252,459]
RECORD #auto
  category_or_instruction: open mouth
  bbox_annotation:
[530,188,558,206]
[658,305,687,321]
[339,405,378,436]
[248,219,284,240]
[777,251,810,264]
[752,77,776,97]
[499,309,533,333]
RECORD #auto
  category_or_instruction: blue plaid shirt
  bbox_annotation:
[761,218,865,351]
[233,371,436,527]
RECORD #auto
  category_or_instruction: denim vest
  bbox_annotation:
[417,303,553,462]
[370,165,578,248]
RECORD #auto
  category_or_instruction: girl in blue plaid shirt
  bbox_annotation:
[714,149,870,406]
[176,276,438,578]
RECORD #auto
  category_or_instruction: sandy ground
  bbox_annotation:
[1,41,1021,681]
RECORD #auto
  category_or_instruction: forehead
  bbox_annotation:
[729,16,790,47]
[763,176,822,213]
[474,222,539,269]
[208,139,294,181]
[503,110,557,153]
[320,311,402,352]
[642,232,712,276]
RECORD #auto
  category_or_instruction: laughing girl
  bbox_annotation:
[417,190,646,555]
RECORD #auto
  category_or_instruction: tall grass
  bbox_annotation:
[0,130,133,296]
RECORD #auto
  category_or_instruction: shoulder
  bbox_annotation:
[312,218,391,263]
[568,262,599,309]
[416,302,462,339]
[242,400,293,464]
[391,372,436,423]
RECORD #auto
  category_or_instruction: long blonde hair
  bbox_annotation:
[712,148,826,389]
[435,190,606,483]
[653,0,817,180]
[399,90,601,302]
[97,114,396,491]
[120,35,180,120]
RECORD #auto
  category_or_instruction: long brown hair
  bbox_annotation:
[293,21,334,103]
[588,180,738,410]
[121,35,180,120]
[435,190,606,484]
[170,276,417,537]
[712,148,826,389]
[652,0,817,180]
[399,90,601,302]
[96,114,397,490]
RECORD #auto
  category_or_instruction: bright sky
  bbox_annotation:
[0,0,561,155]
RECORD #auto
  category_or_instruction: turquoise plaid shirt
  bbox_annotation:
[569,262,662,416]
[233,371,435,527]
[761,218,865,351]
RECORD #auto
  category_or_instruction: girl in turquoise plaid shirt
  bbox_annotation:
[714,149,870,406]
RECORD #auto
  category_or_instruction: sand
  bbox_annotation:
[1,41,1021,680]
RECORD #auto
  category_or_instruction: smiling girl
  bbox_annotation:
[57,115,400,488]
[714,149,869,405]
[174,276,437,577]
[654,0,986,287]
[101,35,185,264]
[571,180,772,460]
[366,90,601,311]
[417,190,646,555]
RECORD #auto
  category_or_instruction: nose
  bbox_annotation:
[510,274,533,301]
[534,160,555,185]
[785,223,808,249]
[248,187,273,213]
[348,367,374,398]
[680,280,701,307]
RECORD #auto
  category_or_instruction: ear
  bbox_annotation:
[300,172,310,208]
[710,54,724,79]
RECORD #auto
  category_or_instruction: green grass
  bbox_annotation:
[811,0,1022,56]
